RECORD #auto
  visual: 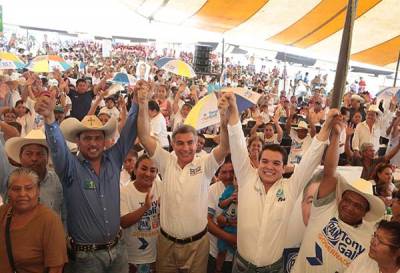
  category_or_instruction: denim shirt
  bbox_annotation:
[45,104,138,244]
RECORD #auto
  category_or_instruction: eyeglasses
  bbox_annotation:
[371,232,399,248]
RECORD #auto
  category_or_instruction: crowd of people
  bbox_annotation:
[0,40,400,273]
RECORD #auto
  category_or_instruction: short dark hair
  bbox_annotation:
[135,154,151,169]
[377,220,400,265]
[197,133,206,141]
[340,106,350,116]
[6,121,22,134]
[76,78,86,86]
[148,100,160,112]
[259,144,288,165]
[216,154,232,176]
[171,125,197,141]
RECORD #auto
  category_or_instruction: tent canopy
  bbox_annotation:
[2,0,399,69]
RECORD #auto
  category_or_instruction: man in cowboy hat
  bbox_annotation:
[0,129,64,217]
[291,119,385,273]
[35,81,142,273]
[352,104,394,156]
[349,94,366,120]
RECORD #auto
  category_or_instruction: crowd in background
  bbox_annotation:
[0,38,399,273]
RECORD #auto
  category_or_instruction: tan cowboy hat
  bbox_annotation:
[351,94,365,103]
[295,120,308,130]
[336,176,385,222]
[60,115,117,143]
[367,104,382,116]
[5,129,48,164]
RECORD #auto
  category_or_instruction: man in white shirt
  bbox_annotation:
[136,81,230,273]
[207,156,236,273]
[223,92,333,272]
[292,119,386,273]
[148,100,169,149]
[352,104,393,156]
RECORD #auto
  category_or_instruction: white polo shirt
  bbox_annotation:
[208,181,234,261]
[228,121,328,267]
[151,143,220,238]
[291,188,374,273]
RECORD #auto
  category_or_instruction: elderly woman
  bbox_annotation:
[0,168,67,273]
[344,220,400,273]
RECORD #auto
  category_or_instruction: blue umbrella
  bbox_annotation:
[111,72,136,85]
[155,57,175,68]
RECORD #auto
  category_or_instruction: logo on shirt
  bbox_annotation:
[189,166,202,176]
[276,188,286,202]
[309,217,366,267]
[283,247,300,273]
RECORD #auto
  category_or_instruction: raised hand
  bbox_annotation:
[346,123,355,136]
[144,191,154,210]
[34,92,56,124]
[136,80,150,105]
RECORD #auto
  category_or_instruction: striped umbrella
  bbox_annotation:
[0,52,25,70]
[27,55,72,73]
[160,59,196,78]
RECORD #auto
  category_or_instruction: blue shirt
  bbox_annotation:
[45,104,138,244]
[68,89,95,120]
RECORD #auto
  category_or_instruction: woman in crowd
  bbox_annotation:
[155,84,172,125]
[345,220,400,273]
[0,168,67,273]
[120,155,160,273]
[392,191,400,223]
[370,163,398,207]
[247,135,264,168]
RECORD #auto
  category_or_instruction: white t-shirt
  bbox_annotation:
[344,252,400,273]
[150,113,169,148]
[208,181,233,261]
[120,169,131,187]
[120,181,161,264]
[257,132,280,145]
[288,129,312,164]
[291,189,374,273]
[99,106,120,120]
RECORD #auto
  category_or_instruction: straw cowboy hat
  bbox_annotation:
[5,129,48,164]
[367,104,382,116]
[336,176,385,222]
[351,94,365,103]
[60,115,117,143]
[295,120,308,130]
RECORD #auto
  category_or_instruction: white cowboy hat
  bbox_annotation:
[351,94,365,103]
[60,115,117,143]
[367,104,382,116]
[336,176,385,222]
[5,129,48,164]
[295,120,309,130]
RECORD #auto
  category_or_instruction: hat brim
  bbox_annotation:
[336,176,385,222]
[60,117,117,143]
[5,137,48,164]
